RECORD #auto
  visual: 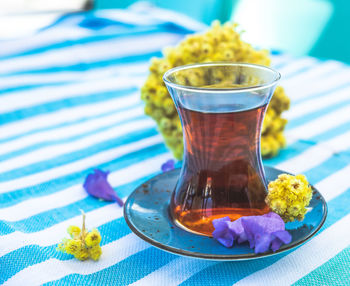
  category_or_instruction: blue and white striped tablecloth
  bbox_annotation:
[0,5,349,286]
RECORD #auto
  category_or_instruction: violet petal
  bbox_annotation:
[261,212,286,232]
[254,233,273,254]
[272,230,292,244]
[241,217,265,248]
[161,159,175,172]
[212,217,235,247]
[216,231,235,248]
[270,239,283,252]
[227,218,247,243]
[83,169,123,206]
[212,216,231,229]
[212,212,291,253]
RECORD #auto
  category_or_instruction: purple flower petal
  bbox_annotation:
[270,230,292,252]
[241,216,266,248]
[227,218,247,243]
[254,233,274,253]
[212,212,291,253]
[216,231,235,248]
[83,169,123,206]
[270,239,283,252]
[272,230,292,244]
[212,216,231,229]
[212,217,235,248]
[161,159,175,172]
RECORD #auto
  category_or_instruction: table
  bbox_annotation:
[0,5,349,286]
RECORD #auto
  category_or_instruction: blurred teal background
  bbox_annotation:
[94,0,350,64]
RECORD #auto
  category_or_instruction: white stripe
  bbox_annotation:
[0,33,181,74]
[0,106,144,157]
[0,133,162,194]
[277,57,317,77]
[0,26,89,58]
[278,130,350,174]
[285,104,350,144]
[130,257,215,286]
[0,75,145,113]
[283,66,350,101]
[0,153,171,257]
[315,164,350,202]
[135,5,206,32]
[0,118,154,173]
[271,54,293,67]
[281,60,344,91]
[0,152,173,222]
[285,85,350,120]
[3,234,150,286]
[233,214,350,286]
[0,62,149,90]
[0,92,140,141]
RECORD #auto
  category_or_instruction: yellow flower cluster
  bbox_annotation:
[141,21,290,159]
[57,211,102,261]
[266,174,313,222]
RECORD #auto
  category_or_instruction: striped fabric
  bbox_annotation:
[0,5,349,286]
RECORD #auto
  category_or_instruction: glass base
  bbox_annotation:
[171,205,271,236]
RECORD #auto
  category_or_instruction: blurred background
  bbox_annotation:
[0,0,348,63]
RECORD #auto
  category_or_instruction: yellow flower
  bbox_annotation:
[85,229,102,247]
[57,211,103,261]
[67,225,81,239]
[89,245,102,261]
[65,239,81,255]
[74,247,89,261]
[266,174,313,222]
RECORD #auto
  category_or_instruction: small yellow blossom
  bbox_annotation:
[85,229,102,247]
[67,225,81,239]
[57,210,102,261]
[266,174,313,222]
[89,245,102,261]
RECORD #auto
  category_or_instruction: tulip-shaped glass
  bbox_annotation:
[163,62,281,236]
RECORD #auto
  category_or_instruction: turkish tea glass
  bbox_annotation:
[163,62,281,236]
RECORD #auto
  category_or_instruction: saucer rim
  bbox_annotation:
[124,166,328,261]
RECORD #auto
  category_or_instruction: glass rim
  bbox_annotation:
[163,62,281,93]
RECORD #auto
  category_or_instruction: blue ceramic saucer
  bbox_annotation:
[124,166,327,261]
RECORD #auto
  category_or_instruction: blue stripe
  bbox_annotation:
[0,25,185,61]
[0,167,159,234]
[0,126,157,182]
[304,151,350,185]
[0,101,142,145]
[281,61,319,79]
[2,50,163,76]
[287,101,350,130]
[293,247,350,286]
[179,188,350,286]
[312,120,350,142]
[0,69,147,94]
[293,77,350,104]
[0,81,76,94]
[45,247,177,286]
[0,216,132,284]
[0,111,144,163]
[0,87,137,124]
[0,141,167,208]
